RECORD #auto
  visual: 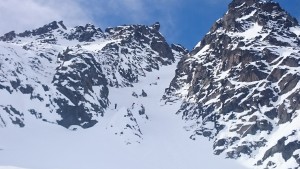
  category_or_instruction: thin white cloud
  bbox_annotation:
[0,0,91,35]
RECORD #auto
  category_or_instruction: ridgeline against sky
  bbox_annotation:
[0,0,299,49]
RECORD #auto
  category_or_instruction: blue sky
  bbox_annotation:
[0,0,299,50]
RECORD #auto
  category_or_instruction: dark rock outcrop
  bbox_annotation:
[53,52,109,128]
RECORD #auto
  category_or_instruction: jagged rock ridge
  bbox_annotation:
[0,21,187,131]
[164,0,300,168]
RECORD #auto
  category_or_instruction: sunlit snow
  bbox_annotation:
[0,61,246,169]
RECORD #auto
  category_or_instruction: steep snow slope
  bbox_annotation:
[0,62,246,169]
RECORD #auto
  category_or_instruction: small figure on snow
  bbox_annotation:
[140,89,147,97]
[131,102,135,109]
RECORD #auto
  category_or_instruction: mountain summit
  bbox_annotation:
[165,0,300,168]
[0,21,187,130]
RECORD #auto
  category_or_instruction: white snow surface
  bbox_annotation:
[232,22,263,39]
[81,39,120,52]
[236,10,257,21]
[290,26,300,36]
[0,62,246,169]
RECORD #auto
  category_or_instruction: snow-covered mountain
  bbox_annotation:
[164,0,300,168]
[0,21,187,131]
[1,0,300,168]
[0,21,246,169]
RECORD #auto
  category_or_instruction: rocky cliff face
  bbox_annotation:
[165,0,300,168]
[0,21,186,130]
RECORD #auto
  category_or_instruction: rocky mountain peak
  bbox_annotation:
[0,21,106,43]
[196,0,299,54]
[214,0,298,34]
[68,23,104,42]
[0,31,16,41]
[0,21,60,41]
[164,0,300,168]
[19,21,61,37]
[104,23,175,67]
[105,22,161,40]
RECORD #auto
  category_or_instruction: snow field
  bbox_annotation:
[0,62,246,169]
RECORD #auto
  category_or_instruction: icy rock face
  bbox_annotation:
[0,21,181,130]
[165,0,300,168]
